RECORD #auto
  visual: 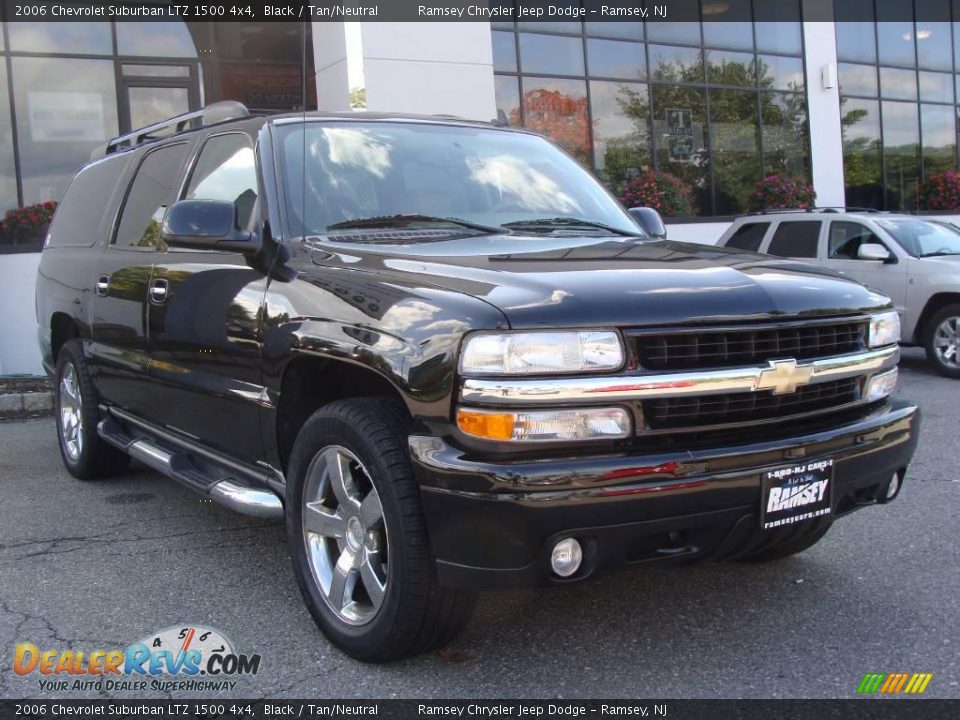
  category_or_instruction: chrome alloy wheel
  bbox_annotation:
[933,315,960,368]
[58,363,83,462]
[302,445,388,626]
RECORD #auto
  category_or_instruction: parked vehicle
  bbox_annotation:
[717,209,960,378]
[37,104,918,661]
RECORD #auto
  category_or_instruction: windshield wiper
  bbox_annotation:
[921,251,960,257]
[326,214,503,235]
[502,217,642,237]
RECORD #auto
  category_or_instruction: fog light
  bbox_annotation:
[864,368,898,402]
[550,538,583,578]
[886,472,901,500]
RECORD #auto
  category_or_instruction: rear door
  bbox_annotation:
[145,131,266,462]
[762,220,823,260]
[822,221,908,313]
[90,142,191,418]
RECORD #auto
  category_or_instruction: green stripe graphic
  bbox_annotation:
[857,673,886,693]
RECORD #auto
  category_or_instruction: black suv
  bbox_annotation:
[37,102,919,661]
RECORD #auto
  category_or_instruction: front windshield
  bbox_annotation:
[277,120,639,237]
[876,218,960,257]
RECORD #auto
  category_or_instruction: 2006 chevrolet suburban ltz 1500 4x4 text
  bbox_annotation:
[37,102,919,661]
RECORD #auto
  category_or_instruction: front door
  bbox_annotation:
[823,221,908,314]
[146,132,266,463]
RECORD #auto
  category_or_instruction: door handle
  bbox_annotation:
[95,275,110,297]
[149,278,170,305]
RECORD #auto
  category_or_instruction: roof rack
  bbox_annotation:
[745,206,885,216]
[92,101,250,160]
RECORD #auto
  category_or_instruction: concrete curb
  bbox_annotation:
[0,391,53,418]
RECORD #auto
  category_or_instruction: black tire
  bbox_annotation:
[54,340,131,480]
[923,303,960,379]
[739,522,832,563]
[286,397,475,662]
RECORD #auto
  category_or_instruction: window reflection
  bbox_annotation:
[762,93,809,179]
[652,85,709,215]
[116,22,197,58]
[880,67,918,101]
[0,63,17,224]
[11,57,119,205]
[491,31,517,73]
[649,45,704,83]
[840,98,884,208]
[838,63,879,97]
[706,50,755,86]
[587,39,646,80]
[919,72,954,104]
[757,55,805,92]
[710,88,761,215]
[494,75,521,126]
[920,104,957,176]
[521,77,590,165]
[590,81,651,190]
[519,34,584,76]
[882,100,921,210]
[8,22,112,55]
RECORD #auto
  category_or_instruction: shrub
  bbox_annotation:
[3,200,57,234]
[918,171,960,211]
[617,171,694,218]
[747,175,816,212]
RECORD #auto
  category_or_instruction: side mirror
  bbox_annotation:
[628,207,667,239]
[162,199,257,253]
[858,243,892,262]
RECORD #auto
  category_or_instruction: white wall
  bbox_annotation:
[664,222,730,245]
[0,253,42,376]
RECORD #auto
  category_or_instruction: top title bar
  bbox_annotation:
[0,1,947,23]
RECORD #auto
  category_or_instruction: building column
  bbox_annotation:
[802,0,846,207]
[311,22,497,121]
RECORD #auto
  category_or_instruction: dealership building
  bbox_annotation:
[2,0,960,374]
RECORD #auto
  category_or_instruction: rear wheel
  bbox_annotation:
[286,397,475,662]
[923,304,960,378]
[54,340,130,479]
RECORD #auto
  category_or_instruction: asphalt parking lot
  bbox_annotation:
[0,347,957,700]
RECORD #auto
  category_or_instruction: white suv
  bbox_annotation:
[716,210,960,378]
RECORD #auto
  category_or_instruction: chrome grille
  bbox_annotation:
[633,321,866,371]
[644,377,861,431]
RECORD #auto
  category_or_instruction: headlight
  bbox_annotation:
[869,311,900,347]
[459,331,624,376]
[457,407,632,442]
[864,368,898,402]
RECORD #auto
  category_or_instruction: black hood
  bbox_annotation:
[304,235,892,329]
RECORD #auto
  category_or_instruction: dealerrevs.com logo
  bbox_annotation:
[14,625,261,693]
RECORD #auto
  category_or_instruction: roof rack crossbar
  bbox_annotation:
[745,206,885,216]
[95,101,250,159]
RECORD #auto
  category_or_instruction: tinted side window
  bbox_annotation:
[767,221,821,258]
[184,134,257,229]
[828,221,885,259]
[725,222,769,251]
[47,155,129,248]
[114,143,189,250]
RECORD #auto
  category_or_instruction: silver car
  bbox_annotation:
[716,210,960,378]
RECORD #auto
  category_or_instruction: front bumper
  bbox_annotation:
[410,401,919,588]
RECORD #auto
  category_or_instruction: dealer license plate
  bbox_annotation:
[761,459,834,530]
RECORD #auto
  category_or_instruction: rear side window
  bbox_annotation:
[767,221,821,258]
[184,133,258,229]
[725,222,769,251]
[114,143,190,250]
[46,155,128,248]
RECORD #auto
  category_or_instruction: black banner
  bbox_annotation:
[0,0,955,23]
[1,701,958,720]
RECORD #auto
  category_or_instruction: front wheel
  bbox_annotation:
[923,304,960,379]
[286,397,475,662]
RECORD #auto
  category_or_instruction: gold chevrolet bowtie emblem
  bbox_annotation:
[755,359,815,395]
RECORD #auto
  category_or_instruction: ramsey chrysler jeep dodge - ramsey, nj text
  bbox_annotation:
[36,102,918,661]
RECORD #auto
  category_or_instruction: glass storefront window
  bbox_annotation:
[875,3,916,68]
[762,92,810,179]
[8,22,112,55]
[882,100,921,209]
[880,67,918,101]
[122,65,192,78]
[652,85,709,215]
[649,44,704,83]
[520,77,590,165]
[840,98,883,208]
[702,0,754,51]
[919,71,954,103]
[758,55,805,92]
[494,75,521,126]
[585,22,643,41]
[920,104,958,175]
[590,80,651,189]
[587,39,646,81]
[116,22,197,58]
[492,31,517,73]
[754,1,803,55]
[706,50,755,87]
[11,56,119,205]
[0,62,17,226]
[519,34,584,76]
[127,87,190,132]
[835,0,877,63]
[709,88,761,214]
[838,63,879,97]
[646,0,701,45]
